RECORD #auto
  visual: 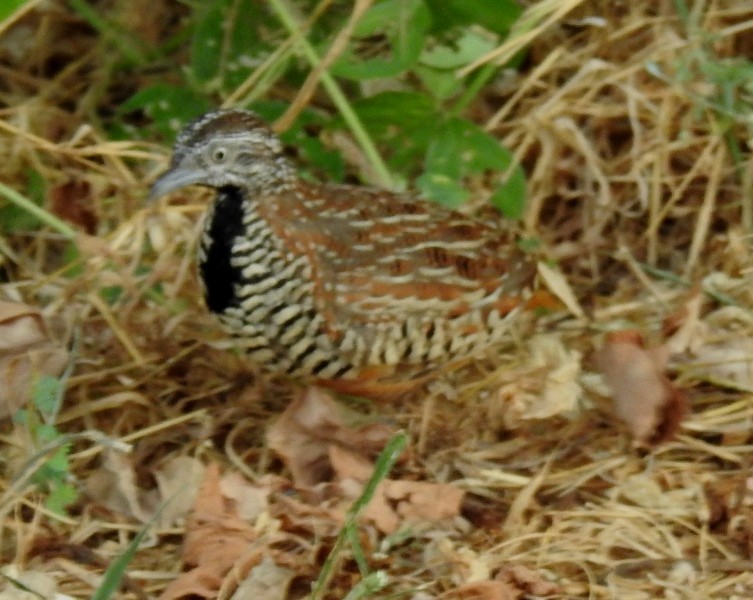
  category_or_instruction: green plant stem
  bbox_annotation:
[723,129,750,230]
[0,182,77,239]
[0,572,46,599]
[451,63,497,117]
[265,0,396,190]
[639,262,738,306]
[93,497,171,600]
[342,571,389,600]
[672,0,690,27]
[309,431,408,600]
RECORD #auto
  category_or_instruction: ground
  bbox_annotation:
[2,1,753,599]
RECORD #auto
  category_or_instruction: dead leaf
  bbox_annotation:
[48,179,98,234]
[154,456,206,526]
[663,294,753,389]
[594,330,688,445]
[536,261,584,318]
[377,479,464,534]
[498,334,582,427]
[269,390,459,534]
[229,556,295,600]
[219,472,273,522]
[0,302,48,350]
[84,449,156,522]
[0,566,62,600]
[328,443,374,481]
[267,387,394,486]
[0,301,68,418]
[439,580,520,600]
[85,452,204,526]
[691,338,753,389]
[439,564,559,600]
[272,492,345,538]
[160,464,262,600]
[330,445,465,535]
[494,564,560,597]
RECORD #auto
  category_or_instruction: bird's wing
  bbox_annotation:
[261,181,535,338]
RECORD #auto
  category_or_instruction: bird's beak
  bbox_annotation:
[148,166,204,201]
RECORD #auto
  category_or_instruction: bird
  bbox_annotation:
[150,108,537,398]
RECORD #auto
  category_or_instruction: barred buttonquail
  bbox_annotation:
[150,109,535,397]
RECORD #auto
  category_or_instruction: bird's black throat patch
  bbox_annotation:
[200,186,245,314]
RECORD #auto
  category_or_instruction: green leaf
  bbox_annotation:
[100,285,124,304]
[0,170,45,233]
[351,91,438,171]
[416,172,469,207]
[297,137,345,182]
[420,29,497,69]
[490,165,526,219]
[60,242,85,279]
[331,0,431,80]
[12,409,28,426]
[120,84,212,140]
[353,92,436,134]
[0,0,28,23]
[425,0,521,35]
[414,64,462,100]
[422,117,526,213]
[45,482,78,515]
[34,423,60,445]
[424,120,465,179]
[518,236,542,252]
[224,0,276,90]
[190,0,226,84]
[352,92,437,150]
[32,376,63,416]
[43,444,71,476]
[426,117,515,174]
[26,168,45,204]
[189,0,275,91]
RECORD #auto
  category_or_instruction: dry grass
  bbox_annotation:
[3,1,753,598]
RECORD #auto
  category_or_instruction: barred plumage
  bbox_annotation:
[150,109,535,395]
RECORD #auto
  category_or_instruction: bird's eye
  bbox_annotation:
[212,147,227,162]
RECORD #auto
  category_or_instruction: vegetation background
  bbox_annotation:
[2,0,753,598]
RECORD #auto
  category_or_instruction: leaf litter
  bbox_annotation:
[4,1,753,598]
[0,301,68,418]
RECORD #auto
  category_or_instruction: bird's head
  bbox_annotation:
[149,108,294,200]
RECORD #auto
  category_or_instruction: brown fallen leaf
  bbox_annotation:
[266,386,395,487]
[160,464,262,600]
[229,556,295,600]
[272,492,346,538]
[0,567,60,600]
[439,564,559,600]
[594,330,688,445]
[439,580,520,600]
[330,445,464,535]
[48,179,98,234]
[0,301,68,418]
[219,471,274,522]
[85,449,156,523]
[85,452,205,526]
[496,334,582,428]
[154,456,207,526]
[495,564,560,597]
